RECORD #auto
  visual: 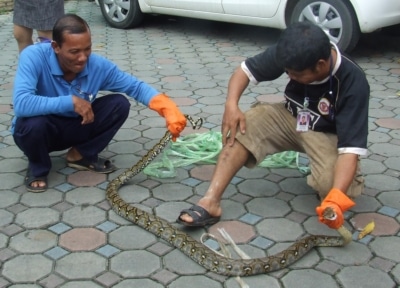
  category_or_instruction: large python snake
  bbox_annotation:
[106,115,353,276]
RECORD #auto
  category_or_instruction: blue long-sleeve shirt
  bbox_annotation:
[12,43,159,133]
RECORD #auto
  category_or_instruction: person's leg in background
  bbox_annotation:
[13,24,33,52]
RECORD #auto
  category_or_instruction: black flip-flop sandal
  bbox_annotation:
[25,170,48,193]
[67,157,116,174]
[176,205,220,227]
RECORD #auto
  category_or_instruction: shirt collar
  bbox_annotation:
[309,42,341,85]
[49,47,89,79]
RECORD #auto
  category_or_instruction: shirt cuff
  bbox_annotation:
[338,147,368,156]
[241,62,259,85]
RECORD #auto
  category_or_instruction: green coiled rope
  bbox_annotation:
[143,131,310,178]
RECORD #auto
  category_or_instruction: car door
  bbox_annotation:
[222,0,281,18]
[145,0,224,13]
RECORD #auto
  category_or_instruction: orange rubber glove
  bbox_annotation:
[149,94,187,141]
[316,188,355,229]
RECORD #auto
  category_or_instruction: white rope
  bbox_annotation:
[201,229,250,288]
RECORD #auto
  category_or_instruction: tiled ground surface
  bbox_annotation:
[0,1,399,287]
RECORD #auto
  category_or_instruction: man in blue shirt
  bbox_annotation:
[12,14,187,192]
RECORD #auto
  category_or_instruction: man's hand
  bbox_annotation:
[72,95,94,125]
[221,102,246,146]
[149,94,187,141]
[316,188,355,229]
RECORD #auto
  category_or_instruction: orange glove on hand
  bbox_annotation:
[149,94,187,141]
[316,188,355,229]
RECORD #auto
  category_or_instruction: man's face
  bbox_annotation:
[52,31,92,76]
[285,59,330,85]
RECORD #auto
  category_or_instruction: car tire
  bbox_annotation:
[290,0,360,53]
[98,0,144,29]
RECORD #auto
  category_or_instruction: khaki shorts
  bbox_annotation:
[236,103,364,198]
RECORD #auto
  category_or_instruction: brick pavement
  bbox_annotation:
[0,1,399,287]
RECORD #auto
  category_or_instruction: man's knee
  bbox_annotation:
[108,93,131,117]
[13,117,49,151]
[14,117,48,136]
[346,173,364,198]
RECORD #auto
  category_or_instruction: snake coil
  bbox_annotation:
[106,115,352,276]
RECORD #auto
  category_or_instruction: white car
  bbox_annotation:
[98,0,400,52]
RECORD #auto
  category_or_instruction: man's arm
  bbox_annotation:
[333,153,358,193]
[223,67,249,146]
[13,47,74,117]
[315,153,358,229]
[95,56,160,106]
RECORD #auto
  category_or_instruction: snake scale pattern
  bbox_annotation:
[106,115,352,276]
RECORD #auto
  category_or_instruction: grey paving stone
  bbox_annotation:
[107,140,143,155]
[59,282,103,288]
[0,191,19,208]
[279,177,314,195]
[392,263,400,285]
[110,250,160,277]
[378,191,400,210]
[9,230,57,253]
[113,279,164,288]
[350,194,381,213]
[384,156,400,170]
[256,218,303,242]
[20,191,63,207]
[369,236,400,262]
[319,241,372,265]
[238,179,280,197]
[0,173,25,190]
[109,226,156,250]
[62,205,106,227]
[369,142,400,157]
[282,270,338,288]
[290,194,320,215]
[6,285,42,288]
[15,207,59,228]
[246,197,291,218]
[55,252,106,279]
[153,183,193,201]
[360,159,388,174]
[0,233,7,249]
[218,199,247,220]
[164,248,206,275]
[337,266,396,288]
[169,275,222,288]
[364,174,400,191]
[2,254,53,282]
[303,217,345,237]
[225,274,281,288]
[64,187,105,205]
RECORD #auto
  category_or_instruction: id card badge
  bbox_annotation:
[297,96,310,132]
[296,110,310,132]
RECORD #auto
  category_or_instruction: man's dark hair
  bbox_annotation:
[53,14,90,46]
[276,22,331,71]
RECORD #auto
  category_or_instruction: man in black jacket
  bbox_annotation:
[177,22,369,229]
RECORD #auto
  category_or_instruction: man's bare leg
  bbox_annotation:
[179,140,250,224]
[66,147,83,162]
[13,24,33,52]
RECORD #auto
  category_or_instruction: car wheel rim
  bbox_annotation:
[297,2,343,44]
[103,0,131,23]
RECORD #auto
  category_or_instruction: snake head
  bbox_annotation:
[322,206,337,220]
